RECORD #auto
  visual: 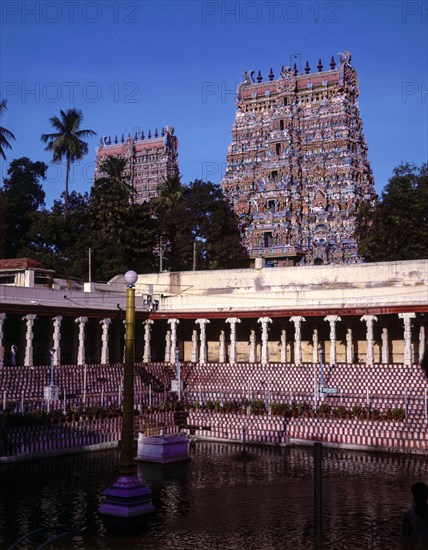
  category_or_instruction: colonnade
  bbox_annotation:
[0,314,113,368]
[0,311,425,368]
[159,313,424,367]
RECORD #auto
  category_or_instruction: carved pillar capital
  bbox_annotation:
[360,315,378,366]
[100,318,111,365]
[290,316,305,366]
[75,316,88,366]
[226,317,240,364]
[23,314,37,367]
[324,315,341,365]
[167,318,179,365]
[143,319,154,363]
[196,318,210,365]
[399,312,416,365]
[258,317,272,365]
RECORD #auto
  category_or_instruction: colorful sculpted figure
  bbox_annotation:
[221,51,375,266]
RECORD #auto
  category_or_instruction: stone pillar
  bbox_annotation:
[280,329,287,363]
[419,324,426,364]
[75,316,88,366]
[164,330,171,363]
[23,314,37,367]
[167,319,179,365]
[381,327,389,364]
[0,313,6,368]
[360,315,378,366]
[219,330,226,363]
[143,319,154,363]
[99,318,111,365]
[290,316,305,366]
[195,319,210,365]
[52,316,62,366]
[249,329,256,363]
[257,317,272,365]
[324,315,341,366]
[226,317,241,364]
[398,312,416,366]
[191,330,199,363]
[346,327,353,364]
[312,324,319,363]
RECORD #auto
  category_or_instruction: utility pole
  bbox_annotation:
[88,248,92,283]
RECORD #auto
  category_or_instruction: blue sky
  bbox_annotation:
[1,0,427,207]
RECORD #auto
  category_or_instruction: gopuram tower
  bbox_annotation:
[94,126,178,203]
[221,52,376,266]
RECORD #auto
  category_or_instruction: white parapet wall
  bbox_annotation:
[124,259,428,313]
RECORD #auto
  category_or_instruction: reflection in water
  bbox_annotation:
[0,443,426,549]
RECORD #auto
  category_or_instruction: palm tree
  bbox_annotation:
[151,174,183,214]
[97,156,137,202]
[0,100,16,160]
[41,108,96,219]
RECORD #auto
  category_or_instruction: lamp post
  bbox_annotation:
[99,270,155,518]
[120,269,137,476]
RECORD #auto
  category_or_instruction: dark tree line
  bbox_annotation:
[1,98,426,276]
[356,163,428,262]
[0,156,248,281]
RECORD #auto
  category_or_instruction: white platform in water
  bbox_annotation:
[136,432,190,464]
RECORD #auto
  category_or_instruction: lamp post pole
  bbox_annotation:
[119,277,136,477]
[99,270,155,518]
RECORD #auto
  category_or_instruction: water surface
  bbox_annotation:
[1,442,426,549]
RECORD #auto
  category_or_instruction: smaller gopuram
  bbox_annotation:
[94,126,179,203]
[221,52,376,265]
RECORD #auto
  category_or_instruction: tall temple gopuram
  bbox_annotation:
[221,52,376,266]
[94,126,179,203]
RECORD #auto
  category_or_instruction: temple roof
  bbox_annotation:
[0,258,43,270]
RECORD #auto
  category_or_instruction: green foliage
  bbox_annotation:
[20,191,90,279]
[317,403,331,416]
[270,403,291,416]
[250,398,266,415]
[88,177,157,280]
[333,405,348,419]
[150,178,248,271]
[0,99,15,160]
[351,405,363,417]
[356,162,428,261]
[0,157,47,258]
[41,108,96,219]
[390,407,406,420]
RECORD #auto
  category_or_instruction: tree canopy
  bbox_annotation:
[356,163,428,262]
[0,159,247,280]
[41,108,96,219]
[0,157,47,258]
[0,100,15,161]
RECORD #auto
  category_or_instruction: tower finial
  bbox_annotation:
[317,58,323,72]
[155,128,159,138]
[148,129,152,139]
[269,67,274,81]
[257,70,262,83]
[121,134,124,143]
[330,55,336,69]
[305,60,310,74]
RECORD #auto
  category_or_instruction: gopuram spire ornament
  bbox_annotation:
[221,51,375,266]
